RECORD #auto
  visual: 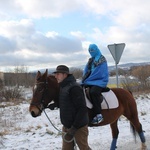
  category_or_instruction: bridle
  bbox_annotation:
[30,80,49,112]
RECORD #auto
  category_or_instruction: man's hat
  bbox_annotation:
[53,65,71,74]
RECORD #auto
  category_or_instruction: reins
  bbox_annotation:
[43,109,78,150]
[43,109,62,133]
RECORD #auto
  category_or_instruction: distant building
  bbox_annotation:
[0,72,4,81]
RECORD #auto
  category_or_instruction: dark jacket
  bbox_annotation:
[59,74,89,129]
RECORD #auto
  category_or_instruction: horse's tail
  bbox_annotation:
[130,122,137,142]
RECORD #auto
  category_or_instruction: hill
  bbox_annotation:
[30,61,150,73]
[108,62,150,72]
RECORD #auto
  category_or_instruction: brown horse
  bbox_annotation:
[29,70,147,150]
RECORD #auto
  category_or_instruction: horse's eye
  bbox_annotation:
[37,77,41,81]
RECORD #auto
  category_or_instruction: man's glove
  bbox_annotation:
[47,103,57,110]
[64,126,77,142]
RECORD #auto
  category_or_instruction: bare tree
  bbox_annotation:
[130,65,150,91]
[109,68,129,76]
[0,86,23,101]
[0,65,35,101]
[70,67,83,79]
[4,65,35,87]
[121,76,140,92]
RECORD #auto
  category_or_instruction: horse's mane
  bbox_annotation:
[48,74,55,78]
[47,74,59,89]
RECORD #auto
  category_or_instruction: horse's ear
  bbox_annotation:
[46,69,48,75]
[43,69,48,78]
[36,71,41,77]
[36,71,41,81]
[37,70,41,74]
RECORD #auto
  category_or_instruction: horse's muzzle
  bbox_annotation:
[29,105,42,117]
[31,111,38,117]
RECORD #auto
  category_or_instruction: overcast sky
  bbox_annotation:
[0,0,150,72]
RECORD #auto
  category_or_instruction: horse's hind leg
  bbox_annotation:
[129,117,147,150]
[132,122,146,150]
[110,120,119,150]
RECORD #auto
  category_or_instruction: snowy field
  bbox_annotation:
[0,92,150,150]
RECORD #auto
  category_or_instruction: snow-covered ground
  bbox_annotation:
[0,93,150,150]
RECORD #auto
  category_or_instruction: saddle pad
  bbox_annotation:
[84,89,119,109]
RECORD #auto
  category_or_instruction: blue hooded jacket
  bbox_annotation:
[82,44,109,87]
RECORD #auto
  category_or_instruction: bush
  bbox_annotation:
[0,86,23,101]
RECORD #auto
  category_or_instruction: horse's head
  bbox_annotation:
[29,69,59,117]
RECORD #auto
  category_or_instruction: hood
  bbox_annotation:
[88,44,101,60]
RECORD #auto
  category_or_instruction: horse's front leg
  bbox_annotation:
[110,120,119,150]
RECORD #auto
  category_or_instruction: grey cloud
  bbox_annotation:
[0,36,16,53]
[29,34,82,53]
[0,32,83,68]
[0,18,83,69]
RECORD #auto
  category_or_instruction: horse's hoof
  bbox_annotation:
[141,143,147,150]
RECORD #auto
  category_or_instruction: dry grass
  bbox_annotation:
[0,129,11,136]
[0,101,29,136]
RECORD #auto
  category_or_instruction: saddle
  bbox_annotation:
[83,87,119,110]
